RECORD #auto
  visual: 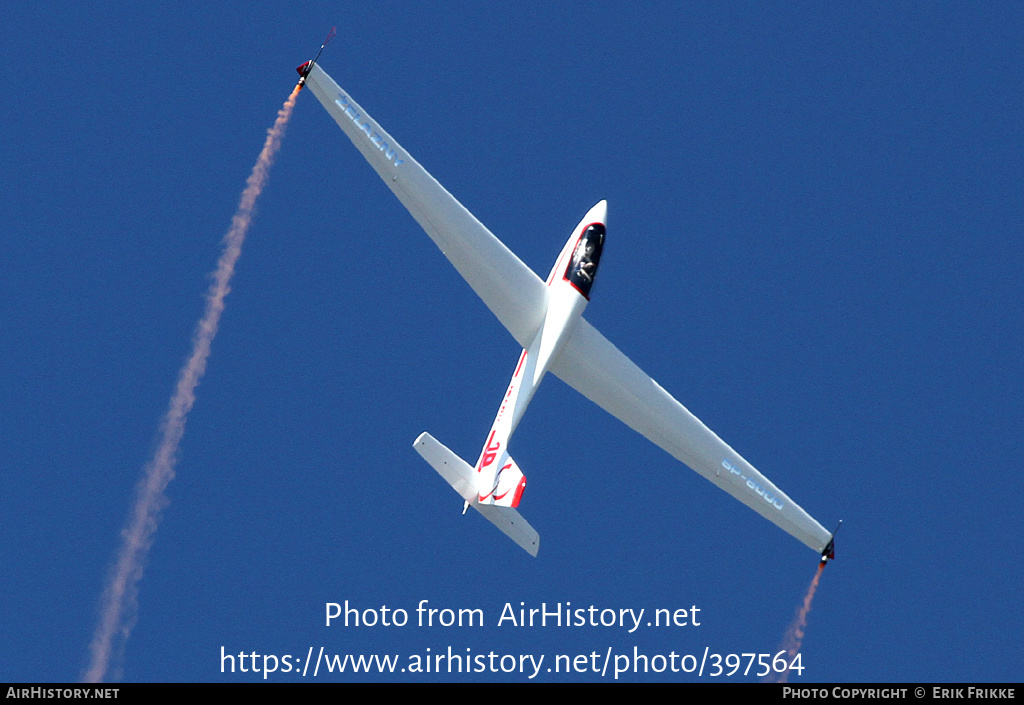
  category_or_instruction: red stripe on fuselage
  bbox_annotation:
[513,350,527,377]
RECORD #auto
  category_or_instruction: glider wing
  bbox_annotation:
[549,318,832,553]
[305,64,546,348]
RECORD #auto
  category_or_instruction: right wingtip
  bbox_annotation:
[820,519,843,566]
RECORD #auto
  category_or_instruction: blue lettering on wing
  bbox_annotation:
[726,459,783,510]
[335,93,405,168]
[745,478,784,511]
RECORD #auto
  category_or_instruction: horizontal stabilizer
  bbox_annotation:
[414,432,539,556]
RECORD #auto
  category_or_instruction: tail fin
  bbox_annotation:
[483,455,527,508]
[414,432,539,557]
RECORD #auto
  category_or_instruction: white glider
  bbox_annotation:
[300,61,835,560]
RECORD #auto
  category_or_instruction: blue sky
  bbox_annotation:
[3,2,1022,682]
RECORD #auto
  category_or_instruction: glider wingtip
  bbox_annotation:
[819,519,843,566]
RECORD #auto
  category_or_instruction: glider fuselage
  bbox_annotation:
[473,205,607,507]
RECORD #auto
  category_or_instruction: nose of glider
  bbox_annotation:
[585,200,608,228]
[296,60,314,77]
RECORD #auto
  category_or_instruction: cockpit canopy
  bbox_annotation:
[564,223,605,299]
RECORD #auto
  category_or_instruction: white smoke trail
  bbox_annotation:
[767,562,824,683]
[84,85,301,683]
